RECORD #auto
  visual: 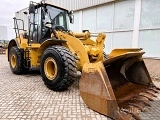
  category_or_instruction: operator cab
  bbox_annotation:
[28,1,73,43]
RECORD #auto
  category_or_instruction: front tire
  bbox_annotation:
[9,46,26,74]
[40,46,78,91]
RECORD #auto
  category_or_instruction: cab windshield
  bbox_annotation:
[42,5,68,30]
[29,4,69,43]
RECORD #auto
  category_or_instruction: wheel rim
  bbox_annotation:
[11,54,16,68]
[44,57,58,80]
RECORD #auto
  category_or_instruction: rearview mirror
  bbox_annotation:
[69,10,74,24]
[69,15,74,24]
[29,3,35,14]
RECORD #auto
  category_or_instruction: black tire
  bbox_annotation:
[40,46,78,91]
[9,46,27,74]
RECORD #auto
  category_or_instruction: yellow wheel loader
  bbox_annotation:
[7,1,160,119]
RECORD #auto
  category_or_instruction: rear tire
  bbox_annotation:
[9,46,27,74]
[40,46,78,91]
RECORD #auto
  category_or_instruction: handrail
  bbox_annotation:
[13,17,25,44]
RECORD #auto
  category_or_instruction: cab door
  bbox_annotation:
[29,7,42,43]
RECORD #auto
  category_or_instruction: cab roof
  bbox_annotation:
[36,2,69,12]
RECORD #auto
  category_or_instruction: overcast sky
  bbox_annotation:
[0,0,40,40]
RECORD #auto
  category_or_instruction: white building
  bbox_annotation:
[16,0,160,58]
[0,25,7,40]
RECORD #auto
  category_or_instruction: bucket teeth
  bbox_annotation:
[117,84,160,120]
[133,96,151,107]
[139,92,156,101]
[122,107,141,120]
[145,90,157,97]
[119,102,142,120]
[128,101,145,112]
[155,86,160,91]
[148,87,160,93]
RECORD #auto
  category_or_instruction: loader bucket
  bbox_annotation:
[80,49,160,120]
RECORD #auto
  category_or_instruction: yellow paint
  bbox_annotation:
[7,2,155,119]
[44,57,58,80]
[8,8,107,70]
[30,48,39,66]
[9,30,143,73]
[11,54,16,68]
[56,31,90,67]
[55,31,106,68]
[108,48,143,58]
